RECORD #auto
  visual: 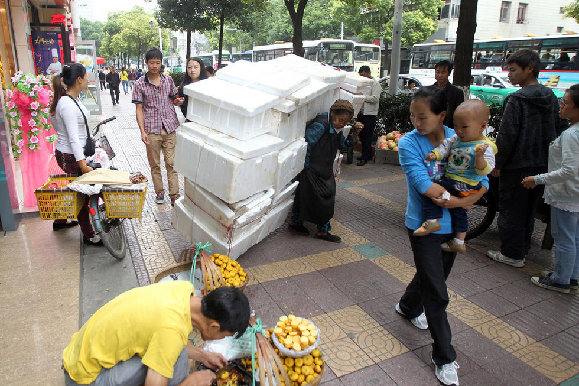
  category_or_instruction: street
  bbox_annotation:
[1,89,578,385]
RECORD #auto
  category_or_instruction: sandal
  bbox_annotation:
[314,232,341,243]
[289,223,309,235]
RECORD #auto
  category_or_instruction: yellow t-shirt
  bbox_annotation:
[63,281,193,384]
[120,71,128,81]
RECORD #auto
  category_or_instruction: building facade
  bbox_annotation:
[433,0,579,42]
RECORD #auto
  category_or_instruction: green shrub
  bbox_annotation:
[487,102,504,138]
[376,92,413,136]
[169,70,185,88]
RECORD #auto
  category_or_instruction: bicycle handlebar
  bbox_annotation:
[93,116,116,135]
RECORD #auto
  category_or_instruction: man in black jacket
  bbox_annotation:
[98,70,106,90]
[432,60,464,129]
[106,66,121,105]
[487,49,567,268]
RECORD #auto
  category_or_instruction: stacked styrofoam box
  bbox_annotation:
[173,55,349,259]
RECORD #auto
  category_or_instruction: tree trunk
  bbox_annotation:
[285,0,308,57]
[218,10,225,68]
[186,30,192,60]
[453,0,478,99]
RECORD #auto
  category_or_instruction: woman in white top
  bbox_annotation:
[523,84,579,293]
[51,63,101,245]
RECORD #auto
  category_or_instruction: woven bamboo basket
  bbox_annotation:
[153,261,248,292]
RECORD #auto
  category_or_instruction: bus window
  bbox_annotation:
[412,51,428,68]
[320,42,354,68]
[427,49,453,68]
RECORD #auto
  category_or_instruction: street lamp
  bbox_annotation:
[149,19,162,51]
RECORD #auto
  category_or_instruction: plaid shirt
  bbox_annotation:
[132,73,180,135]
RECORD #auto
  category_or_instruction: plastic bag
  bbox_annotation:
[204,328,256,361]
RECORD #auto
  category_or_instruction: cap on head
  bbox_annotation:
[330,99,354,115]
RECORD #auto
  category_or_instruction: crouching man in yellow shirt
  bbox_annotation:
[63,282,250,386]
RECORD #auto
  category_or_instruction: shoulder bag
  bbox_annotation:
[66,94,95,157]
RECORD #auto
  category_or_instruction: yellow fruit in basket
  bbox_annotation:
[295,317,303,324]
[305,375,315,383]
[289,331,298,336]
[311,349,320,358]
[302,330,310,337]
[310,329,318,337]
[292,342,301,351]
[297,374,305,383]
[300,336,309,346]
[294,366,301,375]
[303,355,314,366]
[295,358,304,367]
[308,336,316,344]
[302,365,314,376]
[284,357,294,367]
[314,364,322,373]
[289,372,299,381]
[275,327,283,336]
[314,358,323,366]
[288,314,295,321]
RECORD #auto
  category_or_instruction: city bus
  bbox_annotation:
[252,39,356,72]
[162,56,183,72]
[409,35,579,88]
[198,50,232,70]
[231,52,253,63]
[354,43,381,78]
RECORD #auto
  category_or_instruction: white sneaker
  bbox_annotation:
[486,250,524,268]
[433,359,460,385]
[395,303,429,330]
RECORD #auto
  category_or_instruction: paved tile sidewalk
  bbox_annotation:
[94,94,579,385]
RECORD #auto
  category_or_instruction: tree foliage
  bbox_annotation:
[563,1,579,23]
[79,18,106,53]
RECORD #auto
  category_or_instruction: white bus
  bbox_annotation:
[198,50,231,70]
[354,43,381,78]
[252,39,355,72]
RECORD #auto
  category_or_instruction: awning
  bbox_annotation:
[96,57,105,64]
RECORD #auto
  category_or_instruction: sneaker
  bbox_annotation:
[432,359,460,385]
[155,194,164,204]
[531,276,570,294]
[540,271,578,290]
[52,220,79,231]
[441,240,466,253]
[395,303,429,330]
[170,195,180,207]
[486,250,524,268]
[414,220,441,236]
[83,234,103,246]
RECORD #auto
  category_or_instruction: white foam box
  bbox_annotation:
[339,89,365,117]
[272,54,347,84]
[180,121,285,160]
[287,79,333,107]
[271,181,299,208]
[175,130,278,203]
[258,198,294,243]
[269,105,307,142]
[274,139,307,192]
[173,198,264,260]
[184,78,280,140]
[183,178,273,228]
[216,60,310,97]
[307,87,340,121]
[341,72,373,94]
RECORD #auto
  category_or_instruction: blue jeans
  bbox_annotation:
[63,348,189,386]
[122,80,129,93]
[550,206,579,285]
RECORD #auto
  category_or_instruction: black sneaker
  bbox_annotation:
[540,271,578,290]
[53,220,79,231]
[531,276,570,294]
[289,223,309,236]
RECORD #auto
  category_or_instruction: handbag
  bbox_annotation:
[66,95,95,157]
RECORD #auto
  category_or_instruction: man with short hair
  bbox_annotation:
[133,47,184,206]
[487,49,567,268]
[46,55,62,76]
[354,65,382,166]
[63,284,250,386]
[432,60,464,129]
[106,66,121,105]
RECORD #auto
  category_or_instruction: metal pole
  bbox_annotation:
[341,22,344,40]
[159,28,163,51]
[389,0,403,95]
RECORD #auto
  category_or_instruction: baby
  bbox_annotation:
[414,99,497,253]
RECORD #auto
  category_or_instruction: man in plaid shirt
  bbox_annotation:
[132,48,184,206]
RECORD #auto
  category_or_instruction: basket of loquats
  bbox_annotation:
[270,315,321,358]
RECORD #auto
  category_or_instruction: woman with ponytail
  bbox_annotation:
[51,63,101,245]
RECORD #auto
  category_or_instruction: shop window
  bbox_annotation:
[516,3,527,24]
[500,1,511,22]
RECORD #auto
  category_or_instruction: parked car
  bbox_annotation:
[379,74,437,93]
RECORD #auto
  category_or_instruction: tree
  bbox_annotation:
[563,1,579,23]
[155,0,214,60]
[284,0,309,57]
[453,0,478,97]
[79,18,105,54]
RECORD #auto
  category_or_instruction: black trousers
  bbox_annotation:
[99,80,106,90]
[357,114,376,161]
[109,85,120,104]
[498,167,545,260]
[399,229,457,366]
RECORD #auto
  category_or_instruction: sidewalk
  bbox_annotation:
[1,89,578,385]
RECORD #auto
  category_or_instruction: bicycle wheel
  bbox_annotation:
[92,203,126,260]
[466,192,497,241]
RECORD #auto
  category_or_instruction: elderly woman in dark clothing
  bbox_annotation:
[289,99,354,243]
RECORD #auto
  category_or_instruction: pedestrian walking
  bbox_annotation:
[120,67,129,94]
[522,84,579,294]
[177,57,207,119]
[431,60,464,130]
[63,283,249,386]
[128,69,136,91]
[132,47,184,206]
[136,69,143,80]
[487,49,568,268]
[98,69,106,91]
[106,66,120,105]
[395,87,488,386]
[289,99,353,243]
[50,63,102,246]
[354,65,381,166]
